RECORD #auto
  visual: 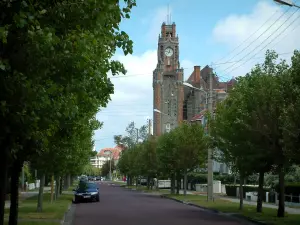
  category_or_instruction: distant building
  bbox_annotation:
[90,145,125,168]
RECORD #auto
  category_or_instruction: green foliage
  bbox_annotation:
[0,1,136,221]
[82,164,101,177]
[114,121,149,149]
[101,159,116,177]
[117,121,208,182]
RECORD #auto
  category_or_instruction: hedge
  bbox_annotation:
[275,183,300,195]
[225,185,271,201]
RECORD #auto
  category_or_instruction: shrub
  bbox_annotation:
[275,182,300,195]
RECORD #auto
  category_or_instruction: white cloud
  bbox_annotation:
[94,50,156,150]
[212,0,300,78]
[94,49,194,150]
[181,59,195,80]
[145,6,172,42]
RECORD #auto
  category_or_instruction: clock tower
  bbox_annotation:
[153,22,184,136]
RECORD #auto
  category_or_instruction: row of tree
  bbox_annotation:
[117,122,209,194]
[0,1,136,225]
[212,50,300,217]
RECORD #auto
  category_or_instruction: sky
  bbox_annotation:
[93,0,300,152]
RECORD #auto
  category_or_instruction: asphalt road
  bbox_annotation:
[73,182,251,225]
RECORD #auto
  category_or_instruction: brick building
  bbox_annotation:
[152,22,184,136]
[152,22,236,136]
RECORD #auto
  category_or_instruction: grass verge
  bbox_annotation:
[5,193,72,221]
[166,194,300,225]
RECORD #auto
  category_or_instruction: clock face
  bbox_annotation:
[165,47,173,57]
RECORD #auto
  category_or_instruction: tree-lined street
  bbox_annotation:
[74,182,248,225]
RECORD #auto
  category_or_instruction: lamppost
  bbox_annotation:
[183,81,214,202]
[274,0,300,8]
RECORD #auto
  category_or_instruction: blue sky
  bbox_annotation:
[93,0,300,151]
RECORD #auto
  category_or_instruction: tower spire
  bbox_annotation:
[167,4,170,24]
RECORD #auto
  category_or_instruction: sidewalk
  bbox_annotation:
[177,189,300,215]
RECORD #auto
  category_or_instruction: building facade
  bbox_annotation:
[90,145,124,168]
[153,22,184,136]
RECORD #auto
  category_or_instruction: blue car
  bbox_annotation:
[73,182,100,203]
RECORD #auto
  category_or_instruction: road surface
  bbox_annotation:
[73,182,251,225]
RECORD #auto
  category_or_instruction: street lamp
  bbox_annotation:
[274,0,300,8]
[183,82,214,202]
[153,109,172,132]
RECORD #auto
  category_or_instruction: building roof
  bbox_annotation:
[190,109,207,122]
[97,145,125,160]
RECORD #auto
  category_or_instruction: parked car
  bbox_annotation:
[73,181,100,203]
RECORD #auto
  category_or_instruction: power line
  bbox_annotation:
[219,6,293,73]
[222,8,300,77]
[106,51,294,80]
[213,8,281,65]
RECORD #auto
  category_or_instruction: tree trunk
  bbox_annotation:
[277,166,285,217]
[59,177,63,195]
[63,175,68,190]
[135,177,138,189]
[50,175,54,203]
[171,173,175,195]
[256,171,264,213]
[183,170,187,196]
[0,148,9,225]
[70,176,74,186]
[67,174,71,188]
[239,173,244,210]
[8,160,22,225]
[147,176,150,190]
[126,175,130,186]
[37,174,45,212]
[176,173,180,195]
[55,177,60,200]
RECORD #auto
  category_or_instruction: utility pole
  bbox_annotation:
[21,164,25,191]
[148,119,152,138]
[135,128,139,144]
[109,154,112,181]
[207,70,214,201]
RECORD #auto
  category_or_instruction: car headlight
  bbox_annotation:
[90,192,98,195]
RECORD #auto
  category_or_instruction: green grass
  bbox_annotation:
[167,194,300,225]
[5,193,72,220]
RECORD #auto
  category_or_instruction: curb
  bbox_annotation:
[61,203,76,225]
[161,195,267,225]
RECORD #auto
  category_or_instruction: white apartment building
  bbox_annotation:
[90,155,110,168]
[90,145,124,168]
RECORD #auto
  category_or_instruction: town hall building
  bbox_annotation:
[152,21,235,174]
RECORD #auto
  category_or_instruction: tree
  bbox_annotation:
[114,121,149,148]
[213,50,293,217]
[172,122,208,195]
[138,136,158,189]
[101,159,116,178]
[0,0,136,224]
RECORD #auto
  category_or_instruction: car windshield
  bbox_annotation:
[77,182,97,191]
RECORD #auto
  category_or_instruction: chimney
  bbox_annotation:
[194,66,201,84]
